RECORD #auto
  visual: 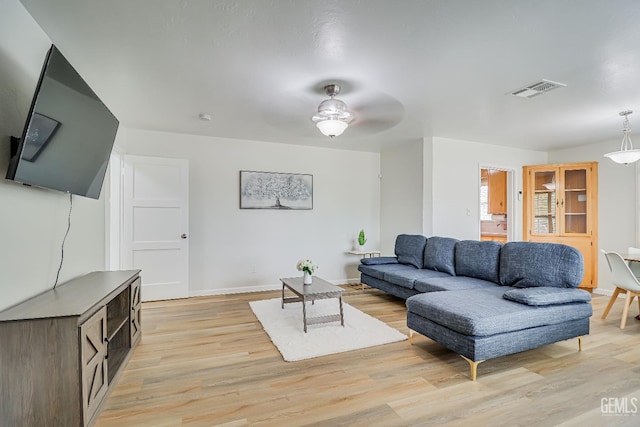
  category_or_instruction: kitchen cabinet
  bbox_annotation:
[523,162,598,291]
[481,234,507,243]
[487,170,507,214]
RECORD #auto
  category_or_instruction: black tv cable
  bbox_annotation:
[53,192,72,290]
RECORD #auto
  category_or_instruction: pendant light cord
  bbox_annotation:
[53,192,73,290]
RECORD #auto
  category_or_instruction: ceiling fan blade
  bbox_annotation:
[261,91,315,130]
[348,118,401,136]
[351,93,404,119]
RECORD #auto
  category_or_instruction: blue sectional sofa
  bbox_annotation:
[358,234,593,380]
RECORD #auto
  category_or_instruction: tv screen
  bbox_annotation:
[6,45,119,199]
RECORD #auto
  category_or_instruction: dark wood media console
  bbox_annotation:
[0,270,141,427]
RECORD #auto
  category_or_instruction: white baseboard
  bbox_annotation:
[189,277,361,297]
[593,288,614,297]
[189,284,280,297]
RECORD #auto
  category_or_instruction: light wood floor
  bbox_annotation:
[96,287,640,427]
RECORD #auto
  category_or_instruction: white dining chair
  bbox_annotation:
[602,251,640,329]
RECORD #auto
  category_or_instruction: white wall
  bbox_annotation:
[123,129,380,294]
[422,137,434,236]
[549,139,636,294]
[431,137,547,240]
[380,140,424,254]
[0,0,107,311]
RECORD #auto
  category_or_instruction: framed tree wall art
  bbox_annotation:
[239,170,313,209]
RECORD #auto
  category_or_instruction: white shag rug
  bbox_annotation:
[249,297,407,361]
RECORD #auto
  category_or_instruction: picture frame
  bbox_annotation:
[240,170,313,210]
[22,113,60,162]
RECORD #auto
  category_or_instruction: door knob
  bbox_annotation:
[181,234,188,239]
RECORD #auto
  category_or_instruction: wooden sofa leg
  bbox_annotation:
[409,329,414,345]
[578,336,583,352]
[460,355,484,381]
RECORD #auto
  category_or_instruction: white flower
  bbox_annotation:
[296,258,318,275]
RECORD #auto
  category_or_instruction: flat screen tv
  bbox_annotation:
[6,45,119,199]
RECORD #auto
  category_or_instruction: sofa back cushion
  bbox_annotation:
[423,236,458,276]
[455,240,502,283]
[499,242,584,288]
[395,234,427,269]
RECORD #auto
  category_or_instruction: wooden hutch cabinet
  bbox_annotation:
[523,162,598,291]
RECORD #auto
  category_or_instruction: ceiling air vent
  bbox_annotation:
[510,79,566,98]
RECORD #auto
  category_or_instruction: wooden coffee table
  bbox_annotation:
[280,276,344,333]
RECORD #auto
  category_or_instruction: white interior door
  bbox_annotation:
[123,155,189,301]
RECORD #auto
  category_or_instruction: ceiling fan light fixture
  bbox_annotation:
[316,119,349,137]
[311,84,354,138]
[604,111,640,165]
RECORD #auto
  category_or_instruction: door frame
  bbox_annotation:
[478,164,516,242]
[105,150,124,270]
[105,153,189,300]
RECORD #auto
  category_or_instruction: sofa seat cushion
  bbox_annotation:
[455,240,501,283]
[414,276,496,293]
[395,234,428,268]
[358,263,417,281]
[360,257,398,266]
[503,287,592,306]
[384,269,451,290]
[423,236,458,275]
[499,242,584,288]
[406,287,592,337]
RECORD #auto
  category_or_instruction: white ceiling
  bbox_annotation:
[18,0,640,153]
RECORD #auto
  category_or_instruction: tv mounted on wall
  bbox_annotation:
[6,45,119,199]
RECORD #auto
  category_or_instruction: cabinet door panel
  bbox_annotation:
[80,306,108,426]
[561,168,589,235]
[530,169,558,235]
[561,237,594,289]
[488,170,507,214]
[130,277,142,345]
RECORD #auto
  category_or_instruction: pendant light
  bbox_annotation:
[604,110,640,165]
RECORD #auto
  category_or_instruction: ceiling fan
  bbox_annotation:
[261,80,405,139]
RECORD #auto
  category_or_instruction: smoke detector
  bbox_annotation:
[510,79,566,99]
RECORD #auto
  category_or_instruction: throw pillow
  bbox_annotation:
[360,257,399,266]
[503,287,591,306]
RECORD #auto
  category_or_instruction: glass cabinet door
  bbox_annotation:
[563,168,588,234]
[532,169,557,234]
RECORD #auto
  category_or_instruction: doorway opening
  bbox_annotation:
[479,167,515,243]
